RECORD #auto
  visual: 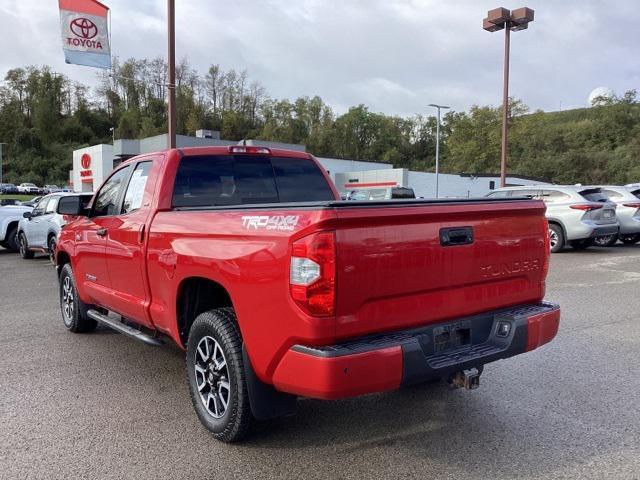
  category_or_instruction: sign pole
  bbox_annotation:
[167,0,176,149]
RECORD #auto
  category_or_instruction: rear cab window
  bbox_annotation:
[172,155,335,207]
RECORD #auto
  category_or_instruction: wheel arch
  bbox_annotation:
[547,219,567,240]
[4,219,19,237]
[55,248,72,277]
[176,276,235,348]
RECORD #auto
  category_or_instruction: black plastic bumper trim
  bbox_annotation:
[292,302,559,385]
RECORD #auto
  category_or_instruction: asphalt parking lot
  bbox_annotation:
[1,246,639,480]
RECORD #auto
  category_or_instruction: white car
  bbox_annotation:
[17,183,41,194]
[487,185,619,253]
[17,193,92,262]
[0,204,33,252]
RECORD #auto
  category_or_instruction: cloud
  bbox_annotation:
[0,0,638,115]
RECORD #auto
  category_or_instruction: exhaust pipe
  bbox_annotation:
[449,368,481,390]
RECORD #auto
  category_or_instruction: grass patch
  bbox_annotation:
[1,194,34,202]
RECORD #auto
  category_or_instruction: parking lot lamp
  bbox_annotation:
[483,7,534,187]
[428,104,450,198]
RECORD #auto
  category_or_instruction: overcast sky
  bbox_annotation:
[1,0,638,116]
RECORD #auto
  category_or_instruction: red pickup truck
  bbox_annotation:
[55,146,560,442]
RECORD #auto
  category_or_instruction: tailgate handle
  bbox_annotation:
[440,227,474,246]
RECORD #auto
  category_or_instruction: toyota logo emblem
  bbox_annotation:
[70,17,98,40]
[81,153,92,169]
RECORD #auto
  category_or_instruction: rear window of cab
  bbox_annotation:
[172,155,335,208]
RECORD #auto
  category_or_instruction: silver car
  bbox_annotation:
[16,193,91,263]
[487,185,619,253]
[594,186,640,245]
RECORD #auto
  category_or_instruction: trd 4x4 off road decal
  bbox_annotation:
[241,215,300,231]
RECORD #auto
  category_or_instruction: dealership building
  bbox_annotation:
[71,131,549,197]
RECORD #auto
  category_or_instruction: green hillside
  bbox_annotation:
[0,61,638,186]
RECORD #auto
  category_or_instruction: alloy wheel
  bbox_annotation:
[19,234,27,256]
[548,228,559,250]
[194,336,231,419]
[49,238,57,265]
[61,276,74,326]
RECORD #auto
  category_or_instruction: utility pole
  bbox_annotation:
[428,104,450,198]
[0,143,4,185]
[167,0,177,149]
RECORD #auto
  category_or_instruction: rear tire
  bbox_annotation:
[59,263,97,333]
[593,234,618,247]
[548,224,564,253]
[620,233,640,245]
[19,232,35,259]
[186,308,253,443]
[48,236,57,265]
[5,225,19,252]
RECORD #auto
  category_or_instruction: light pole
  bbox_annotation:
[483,7,534,187]
[109,127,115,144]
[428,104,449,198]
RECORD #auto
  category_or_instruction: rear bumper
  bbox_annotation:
[618,216,640,235]
[590,225,619,237]
[272,302,560,400]
[566,220,617,241]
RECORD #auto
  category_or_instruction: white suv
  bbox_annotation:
[487,186,619,253]
[17,193,92,263]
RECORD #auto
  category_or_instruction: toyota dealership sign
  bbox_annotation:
[59,0,111,69]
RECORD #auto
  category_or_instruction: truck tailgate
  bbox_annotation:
[333,199,548,338]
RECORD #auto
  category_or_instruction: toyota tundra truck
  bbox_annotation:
[55,146,560,442]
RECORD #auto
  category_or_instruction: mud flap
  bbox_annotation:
[242,344,297,420]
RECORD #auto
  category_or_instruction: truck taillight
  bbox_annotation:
[290,231,336,317]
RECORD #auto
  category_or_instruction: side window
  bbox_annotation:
[92,166,132,217]
[45,197,57,214]
[369,189,388,200]
[33,197,50,216]
[122,162,152,214]
[510,189,539,199]
[602,189,622,199]
[541,190,570,204]
[487,190,509,198]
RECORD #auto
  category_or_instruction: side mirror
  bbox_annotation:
[23,211,32,219]
[57,195,88,216]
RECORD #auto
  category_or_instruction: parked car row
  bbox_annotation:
[486,185,640,252]
[0,183,71,195]
[0,192,91,261]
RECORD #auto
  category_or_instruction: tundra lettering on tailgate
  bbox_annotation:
[480,259,541,278]
[242,215,300,231]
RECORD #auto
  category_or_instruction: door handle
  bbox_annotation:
[440,227,474,246]
[96,228,107,237]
